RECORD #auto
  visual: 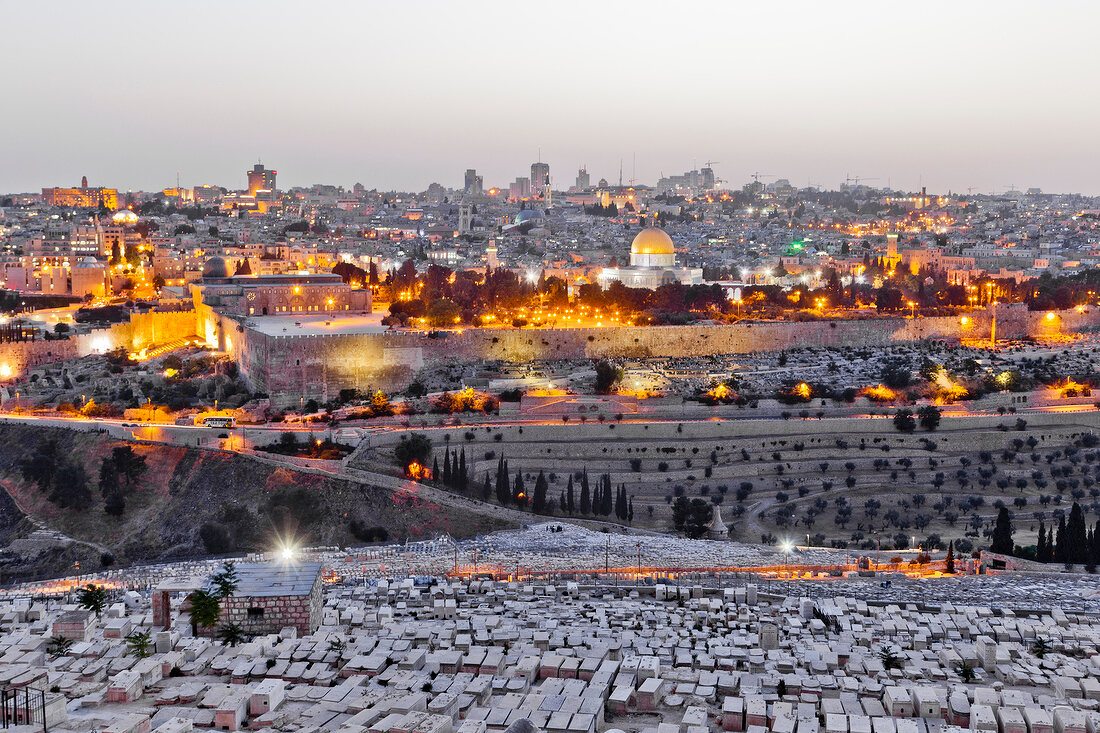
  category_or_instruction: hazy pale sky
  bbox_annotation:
[3,1,1099,196]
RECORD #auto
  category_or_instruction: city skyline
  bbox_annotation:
[3,1,1099,196]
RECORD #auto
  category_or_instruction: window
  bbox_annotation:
[247,607,264,618]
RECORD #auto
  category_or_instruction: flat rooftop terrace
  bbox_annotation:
[245,313,388,337]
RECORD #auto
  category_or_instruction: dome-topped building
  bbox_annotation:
[202,257,230,280]
[598,226,703,289]
[629,227,676,267]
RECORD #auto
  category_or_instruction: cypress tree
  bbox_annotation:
[482,472,491,502]
[579,471,591,514]
[1086,525,1097,574]
[1090,520,1100,573]
[458,449,467,491]
[533,471,547,514]
[1048,525,1055,561]
[1055,515,1067,564]
[559,491,566,513]
[432,456,439,483]
[566,475,575,514]
[513,472,526,506]
[990,507,1013,555]
[602,475,613,515]
[1067,502,1088,565]
[1036,521,1047,562]
[945,540,955,574]
[628,497,634,523]
[495,457,509,505]
[442,450,452,487]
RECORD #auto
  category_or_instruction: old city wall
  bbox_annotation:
[229,305,1100,408]
[115,310,198,350]
[0,310,199,382]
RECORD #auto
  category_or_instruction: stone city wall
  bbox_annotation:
[236,304,1100,407]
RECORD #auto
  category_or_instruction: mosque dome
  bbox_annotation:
[76,256,102,269]
[202,257,229,279]
[630,227,675,256]
[111,209,138,224]
[514,209,544,225]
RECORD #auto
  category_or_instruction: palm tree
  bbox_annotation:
[878,645,903,670]
[1031,638,1051,658]
[217,622,248,647]
[77,584,109,618]
[126,631,152,659]
[187,589,222,633]
[47,636,73,658]
[954,662,976,682]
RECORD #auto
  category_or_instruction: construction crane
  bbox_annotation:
[749,171,774,184]
[844,174,879,187]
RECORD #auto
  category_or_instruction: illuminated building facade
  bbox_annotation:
[42,177,119,210]
[597,227,703,289]
[191,258,371,317]
[247,163,277,196]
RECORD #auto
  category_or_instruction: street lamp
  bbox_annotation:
[780,539,795,595]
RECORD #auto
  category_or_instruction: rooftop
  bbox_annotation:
[231,561,322,598]
[245,312,388,337]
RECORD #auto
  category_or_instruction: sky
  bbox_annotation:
[3,1,1099,196]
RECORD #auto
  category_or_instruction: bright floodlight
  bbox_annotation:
[780,540,795,553]
[276,541,298,563]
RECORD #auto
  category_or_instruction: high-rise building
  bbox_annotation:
[530,161,550,198]
[509,177,531,201]
[575,167,590,190]
[464,169,483,195]
[458,204,473,233]
[700,167,715,189]
[247,163,277,196]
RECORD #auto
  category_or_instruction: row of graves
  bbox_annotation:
[0,562,1094,732]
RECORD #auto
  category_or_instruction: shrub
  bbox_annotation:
[394,433,432,468]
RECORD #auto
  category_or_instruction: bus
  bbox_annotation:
[200,416,236,428]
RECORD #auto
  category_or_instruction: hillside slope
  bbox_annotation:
[0,424,511,579]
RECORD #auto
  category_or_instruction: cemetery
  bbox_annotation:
[0,527,1094,732]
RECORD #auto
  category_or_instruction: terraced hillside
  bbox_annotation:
[361,411,1100,554]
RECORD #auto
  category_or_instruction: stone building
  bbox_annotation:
[220,562,324,637]
[597,227,703,289]
[191,257,371,317]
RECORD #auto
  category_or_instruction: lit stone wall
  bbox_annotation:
[237,304,1100,408]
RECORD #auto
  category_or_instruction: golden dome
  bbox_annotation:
[630,227,675,256]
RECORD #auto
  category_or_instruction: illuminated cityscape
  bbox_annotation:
[0,3,1098,732]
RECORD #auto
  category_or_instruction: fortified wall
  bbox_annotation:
[0,302,1090,407]
[0,310,199,382]
[223,303,1100,408]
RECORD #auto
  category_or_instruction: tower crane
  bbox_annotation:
[844,174,879,187]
